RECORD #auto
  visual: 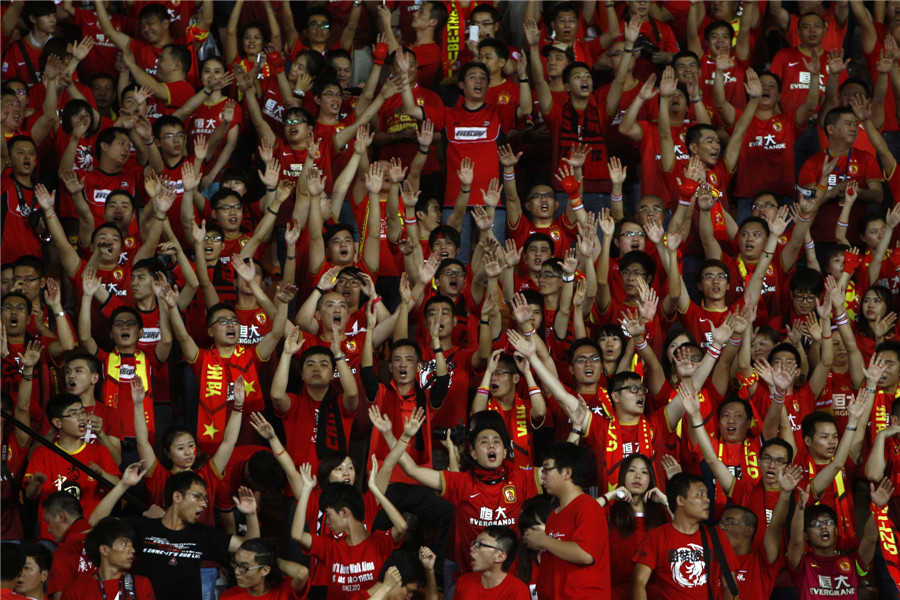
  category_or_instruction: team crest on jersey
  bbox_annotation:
[240,238,248,247]
[113,269,124,281]
[345,340,357,353]
[709,173,719,186]
[772,121,782,132]
[550,230,561,241]
[124,237,135,249]
[498,93,511,105]
[416,97,425,106]
[256,312,267,324]
[839,559,851,573]
[849,164,858,175]
[502,484,517,503]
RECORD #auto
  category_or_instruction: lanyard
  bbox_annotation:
[827,148,852,180]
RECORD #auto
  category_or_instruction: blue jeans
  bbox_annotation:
[442,207,507,264]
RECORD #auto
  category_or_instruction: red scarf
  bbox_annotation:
[873,502,900,594]
[809,458,856,550]
[487,396,532,469]
[604,415,654,491]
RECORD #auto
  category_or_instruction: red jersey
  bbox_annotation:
[411,42,442,88]
[0,174,42,262]
[536,493,610,599]
[584,408,672,491]
[720,252,785,326]
[426,101,514,206]
[220,576,300,600]
[1,37,44,85]
[545,95,611,193]
[307,530,399,600]
[634,524,739,599]
[733,545,782,600]
[145,80,196,122]
[769,47,838,120]
[377,84,442,175]
[786,11,847,54]
[792,550,867,600]
[733,111,802,198]
[54,116,117,174]
[60,573,156,600]
[674,300,730,350]
[212,444,269,510]
[637,120,693,210]
[70,8,127,76]
[821,370,855,433]
[699,53,748,112]
[70,164,146,223]
[507,212,576,259]
[368,380,434,486]
[46,519,95,596]
[453,572,531,599]
[441,467,538,573]
[96,347,159,440]
[418,346,473,429]
[275,389,354,475]
[484,395,538,471]
[234,306,272,346]
[26,442,120,540]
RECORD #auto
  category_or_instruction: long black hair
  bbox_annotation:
[516,495,552,585]
[608,454,668,538]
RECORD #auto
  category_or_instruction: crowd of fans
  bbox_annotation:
[2,0,900,599]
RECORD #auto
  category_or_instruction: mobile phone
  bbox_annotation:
[468,25,479,42]
[257,53,262,63]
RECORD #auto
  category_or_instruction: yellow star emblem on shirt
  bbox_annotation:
[243,379,256,394]
[202,422,220,439]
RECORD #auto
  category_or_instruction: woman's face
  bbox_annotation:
[598,333,622,362]
[201,60,227,88]
[862,290,887,322]
[242,27,265,57]
[623,459,651,495]
[168,433,197,469]
[666,334,690,366]
[328,456,356,485]
[750,330,775,363]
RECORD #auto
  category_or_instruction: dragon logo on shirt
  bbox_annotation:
[668,544,706,588]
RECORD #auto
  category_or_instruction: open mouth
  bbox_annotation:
[225,329,237,341]
[67,379,78,391]
[487,451,498,462]
[579,82,590,92]
[820,530,831,541]
[490,383,499,393]
[120,331,131,341]
[635,398,644,410]
[584,366,595,376]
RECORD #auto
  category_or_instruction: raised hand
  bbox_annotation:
[778,464,804,493]
[365,162,385,195]
[873,312,898,339]
[481,178,501,208]
[872,478,896,510]
[554,164,581,196]
[18,339,42,369]
[400,181,420,209]
[368,405,393,436]
[661,454,682,479]
[562,143,591,170]
[306,167,326,198]
[404,407,426,438]
[60,169,85,195]
[827,48,850,75]
[249,412,276,440]
[498,144,522,169]
[506,329,536,359]
[608,156,627,187]
[659,65,676,98]
[620,308,646,339]
[416,119,434,148]
[82,267,102,297]
[131,375,147,405]
[275,284,298,304]
[598,207,615,238]
[458,157,474,187]
[234,485,258,515]
[33,184,56,212]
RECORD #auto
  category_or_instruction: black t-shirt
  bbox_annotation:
[127,517,231,600]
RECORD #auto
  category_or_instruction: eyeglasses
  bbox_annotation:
[702,272,728,281]
[492,370,515,376]
[537,272,561,279]
[718,518,747,528]
[614,384,649,395]
[112,320,139,328]
[793,293,817,303]
[216,203,243,212]
[470,20,494,27]
[204,234,223,242]
[808,518,836,528]
[285,118,307,126]
[1,304,28,313]
[232,562,265,574]
[470,539,501,550]
[752,203,778,211]
[63,409,88,419]
[528,192,555,201]
[638,206,663,213]
[619,231,646,238]
[308,22,330,30]
[573,355,602,364]
[187,491,209,503]
[541,464,562,475]
[620,269,647,279]
[440,269,465,278]
[211,317,241,327]
[320,90,342,98]
[760,455,788,466]
[335,277,362,288]
[159,132,186,140]
[9,88,27,96]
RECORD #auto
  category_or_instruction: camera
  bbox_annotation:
[434,425,467,446]
[633,33,660,58]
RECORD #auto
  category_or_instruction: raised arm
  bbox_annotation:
[765,466,803,563]
[679,381,735,494]
[93,0,132,49]
[525,18,553,114]
[35,185,81,278]
[723,68,762,171]
[209,376,246,473]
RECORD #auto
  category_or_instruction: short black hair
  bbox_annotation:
[313,75,342,98]
[132,257,167,279]
[523,232,555,255]
[458,62,490,83]
[245,451,286,492]
[110,305,143,327]
[300,345,337,372]
[304,7,331,27]
[566,338,601,364]
[162,44,192,75]
[562,61,591,85]
[767,342,801,368]
[60,99,96,135]
[95,127,130,161]
[470,4,500,23]
[210,188,243,211]
[803,504,838,531]
[542,442,589,488]
[478,38,509,61]
[324,223,355,245]
[685,123,717,151]
[858,211,888,237]
[138,3,170,22]
[717,396,752,420]
[153,114,184,139]
[424,294,455,316]
[105,189,136,212]
[801,411,837,444]
[429,225,461,250]
[90,222,123,246]
[789,267,824,296]
[424,1,449,30]
[607,370,642,396]
[704,19,734,42]
[758,71,782,92]
[64,351,102,377]
[879,340,900,367]
[13,254,45,276]
[824,106,856,137]
[391,338,422,363]
[482,525,519,571]
[840,77,871,98]
[20,542,53,573]
[237,538,282,589]
[85,517,135,567]
[7,134,36,155]
[2,290,32,317]
[550,1,578,22]
[206,302,237,327]
[619,250,656,283]
[47,393,83,423]
[695,258,730,285]
[319,482,365,522]
[43,490,85,519]
[761,438,794,464]
[740,215,770,237]
[0,542,25,582]
[666,472,706,514]
[672,50,700,67]
[378,551,427,588]
[164,470,206,508]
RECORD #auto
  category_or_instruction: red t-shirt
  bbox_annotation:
[699,53,748,113]
[733,545,782,600]
[46,520,95,596]
[536,492,610,598]
[418,346,473,430]
[377,83,442,175]
[307,530,399,600]
[70,164,146,223]
[584,408,672,491]
[212,444,270,510]
[453,571,531,599]
[26,442,120,540]
[634,524,739,599]
[71,8,127,76]
[545,96,611,193]
[786,11,847,54]
[220,576,301,600]
[275,389,355,475]
[145,80,196,122]
[0,174,42,262]
[143,460,222,526]
[733,111,802,198]
[674,301,730,350]
[507,212,576,259]
[791,550,867,600]
[60,573,156,600]
[637,120,693,210]
[410,42,443,89]
[441,467,538,573]
[1,37,44,84]
[770,47,840,120]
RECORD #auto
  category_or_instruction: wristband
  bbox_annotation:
[477,387,491,396]
[678,198,692,207]
[845,425,857,431]
[274,448,287,457]
[728,336,742,346]
[611,193,623,203]
[523,327,536,336]
[796,212,811,223]
[866,387,877,394]
[285,254,296,260]
[562,273,575,282]
[518,78,530,83]
[232,405,244,413]
[821,332,832,339]
[503,171,515,181]
[418,146,429,155]
[817,182,828,191]
[155,214,167,221]
[460,187,471,193]
[762,250,773,256]
[335,353,346,361]
[691,97,702,103]
[480,319,491,325]
[528,386,542,396]
[266,187,277,193]
[55,310,66,318]
[634,338,648,351]
[570,427,585,436]
[804,240,815,250]
[45,212,57,221]
[433,347,444,354]
[373,296,383,305]
[692,421,705,428]
[706,344,722,360]
[404,216,417,225]
[20,372,34,381]
[203,88,213,96]
[144,139,154,146]
[841,251,860,273]
[836,219,849,228]
[771,394,785,405]
[399,436,411,444]
[834,312,849,326]
[679,178,700,200]
[294,89,306,98]
[571,199,584,212]
[315,286,327,295]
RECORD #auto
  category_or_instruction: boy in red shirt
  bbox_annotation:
[292,462,405,600]
[455,526,530,599]
[524,442,609,599]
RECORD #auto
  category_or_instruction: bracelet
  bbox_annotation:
[460,187,471,193]
[409,293,418,304]
[571,198,584,211]
[706,345,722,359]
[523,327,536,336]
[772,395,785,405]
[232,405,244,413]
[634,338,648,351]
[155,214,167,221]
[804,240,815,250]
[399,436,411,444]
[518,78,530,83]
[404,217,417,225]
[692,421,705,428]
[796,212,810,223]
[315,286,326,294]
[203,88,213,96]
[821,333,832,339]
[570,426,585,436]
[294,89,306,98]
[866,387,877,394]
[562,273,575,282]
[55,310,66,318]
[817,182,828,191]
[691,97,703,103]
[20,372,34,381]
[477,387,491,396]
[836,220,849,228]
[762,250,773,256]
[728,336,742,346]
[624,46,634,52]
[286,254,296,260]
[834,312,849,326]
[845,425,858,431]
[144,139,154,146]
[433,347,444,354]
[274,447,287,457]
[528,386,541,396]
[611,193,623,203]
[678,199,692,207]
[480,319,491,325]
[418,146,429,155]
[266,187,277,194]
[335,353,346,361]
[44,211,57,222]
[373,296,383,305]
[503,171,515,181]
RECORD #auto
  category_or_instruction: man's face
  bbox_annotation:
[470,11,498,40]
[469,533,502,573]
[566,67,593,99]
[791,289,818,317]
[627,0,651,17]
[317,292,349,332]
[738,222,767,259]
[758,75,781,109]
[15,556,46,596]
[537,266,563,295]
[875,350,900,388]
[1,296,28,336]
[469,429,506,469]
[718,402,749,443]
[690,130,721,166]
[316,85,344,117]
[804,422,839,459]
[551,9,578,42]
[33,12,57,34]
[55,403,88,439]
[635,196,665,227]
[620,261,650,299]
[525,241,552,272]
[750,194,779,222]
[706,27,732,55]
[176,484,209,524]
[412,2,435,30]
[717,508,752,546]
[770,350,799,380]
[156,124,185,156]
[90,78,115,109]
[5,82,28,111]
[679,482,711,520]
[759,445,790,487]
[430,237,458,261]
[0,268,14,296]
[673,57,700,84]
[307,14,331,43]
[92,227,124,264]
[333,273,362,306]
[525,186,558,220]
[157,47,178,79]
[213,196,244,233]
[233,549,268,590]
[283,111,310,144]
[477,47,505,76]
[391,52,419,84]
[698,267,728,301]
[122,90,148,117]
[130,268,155,300]
[1,94,23,131]
[569,344,602,385]
[207,309,240,346]
[65,359,99,396]
[111,312,142,348]
[140,15,168,45]
[607,42,639,72]
[104,194,136,231]
[437,265,466,297]
[200,230,224,262]
[9,141,36,176]
[302,352,334,388]
[798,14,825,47]
[331,57,352,90]
[44,511,69,542]
[416,199,442,230]
[104,537,136,572]
[615,222,647,253]
[12,265,43,301]
[709,1,738,20]
[546,49,570,77]
[751,332,774,364]
[426,302,454,339]
[102,133,132,167]
[459,68,488,102]
[611,379,647,417]
[326,231,355,265]
[828,112,859,144]
[389,345,419,385]
[489,363,519,398]
[805,512,838,549]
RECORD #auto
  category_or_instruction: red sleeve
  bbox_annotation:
[861,151,885,183]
